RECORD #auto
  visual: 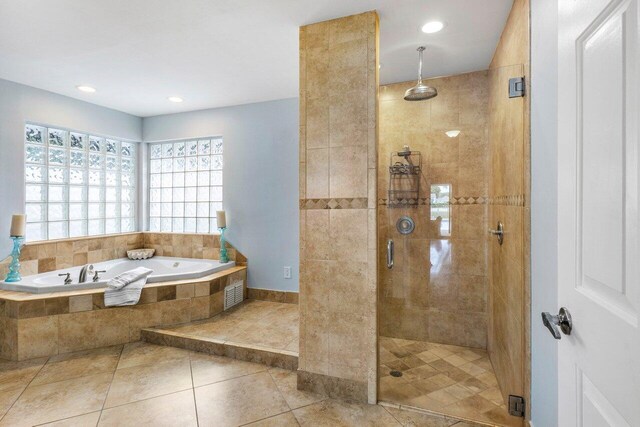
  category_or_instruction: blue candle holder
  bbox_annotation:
[218,227,229,263]
[5,236,24,283]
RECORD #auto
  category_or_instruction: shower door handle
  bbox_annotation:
[387,239,394,269]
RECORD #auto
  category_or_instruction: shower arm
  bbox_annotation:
[416,46,425,84]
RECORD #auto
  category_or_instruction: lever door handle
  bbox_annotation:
[541,307,572,340]
[387,239,394,269]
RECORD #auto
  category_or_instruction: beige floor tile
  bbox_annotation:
[442,395,497,419]
[383,406,460,426]
[32,346,122,386]
[0,373,112,427]
[194,371,289,426]
[99,389,197,427]
[190,352,266,387]
[0,386,26,419]
[117,342,191,370]
[268,367,325,409]
[293,399,401,426]
[0,358,47,392]
[245,411,300,426]
[379,376,425,404]
[36,411,101,426]
[104,359,192,408]
[478,406,523,427]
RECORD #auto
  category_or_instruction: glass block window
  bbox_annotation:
[148,138,223,233]
[24,124,137,241]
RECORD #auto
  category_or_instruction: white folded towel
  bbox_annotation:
[104,267,153,307]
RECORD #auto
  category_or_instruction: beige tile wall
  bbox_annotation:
[378,71,490,349]
[299,11,378,403]
[487,0,530,415]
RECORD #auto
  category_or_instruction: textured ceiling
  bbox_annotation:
[0,0,512,116]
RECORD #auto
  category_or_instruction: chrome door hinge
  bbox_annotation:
[509,77,525,98]
[508,395,526,417]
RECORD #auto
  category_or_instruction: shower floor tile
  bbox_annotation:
[379,336,523,427]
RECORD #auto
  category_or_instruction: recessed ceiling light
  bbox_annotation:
[422,21,444,34]
[76,85,96,93]
[445,130,461,138]
[168,96,183,103]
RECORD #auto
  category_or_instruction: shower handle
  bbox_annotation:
[387,239,394,269]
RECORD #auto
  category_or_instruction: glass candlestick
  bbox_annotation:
[218,227,229,263]
[5,236,24,282]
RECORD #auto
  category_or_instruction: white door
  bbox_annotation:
[557,0,640,425]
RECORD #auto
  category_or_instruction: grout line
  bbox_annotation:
[237,409,297,427]
[97,344,126,423]
[188,351,200,427]
[0,355,50,422]
[380,405,405,426]
[31,411,101,427]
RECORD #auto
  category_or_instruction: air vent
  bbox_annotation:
[224,280,244,310]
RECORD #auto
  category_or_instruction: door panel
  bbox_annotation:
[558,0,640,425]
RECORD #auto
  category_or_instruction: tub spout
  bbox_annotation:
[78,264,93,283]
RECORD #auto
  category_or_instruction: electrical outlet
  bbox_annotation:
[283,266,292,279]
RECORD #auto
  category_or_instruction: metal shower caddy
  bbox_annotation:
[388,149,422,207]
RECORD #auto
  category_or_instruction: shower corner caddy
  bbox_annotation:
[388,150,422,207]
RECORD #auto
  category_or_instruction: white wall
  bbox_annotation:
[142,99,299,292]
[0,78,142,254]
[530,0,558,425]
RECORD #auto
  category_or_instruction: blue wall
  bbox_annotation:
[142,98,299,292]
[0,79,142,255]
[531,0,558,425]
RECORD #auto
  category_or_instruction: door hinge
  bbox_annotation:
[509,76,525,98]
[508,395,526,417]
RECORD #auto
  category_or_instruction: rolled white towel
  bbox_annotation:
[104,267,153,307]
[106,267,153,290]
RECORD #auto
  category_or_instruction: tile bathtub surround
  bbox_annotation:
[0,342,480,426]
[378,71,490,349]
[0,231,246,279]
[487,0,530,415]
[0,267,246,360]
[299,11,378,403]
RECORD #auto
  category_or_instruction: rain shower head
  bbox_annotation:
[404,47,438,101]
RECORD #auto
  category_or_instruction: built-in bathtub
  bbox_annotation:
[0,256,236,294]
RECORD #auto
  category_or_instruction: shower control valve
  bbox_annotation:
[92,270,107,282]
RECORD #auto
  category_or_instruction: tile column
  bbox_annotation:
[298,11,378,403]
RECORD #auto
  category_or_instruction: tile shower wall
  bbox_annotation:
[378,71,489,349]
[487,0,529,415]
[298,11,378,403]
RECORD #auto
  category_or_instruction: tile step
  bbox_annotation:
[140,327,298,371]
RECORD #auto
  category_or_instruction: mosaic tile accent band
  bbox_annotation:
[376,195,525,207]
[377,196,488,206]
[299,198,369,210]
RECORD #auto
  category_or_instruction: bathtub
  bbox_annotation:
[0,256,236,294]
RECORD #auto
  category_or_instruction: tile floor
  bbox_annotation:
[164,299,299,353]
[379,337,522,427]
[0,341,481,426]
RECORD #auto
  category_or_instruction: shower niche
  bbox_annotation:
[387,147,422,207]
